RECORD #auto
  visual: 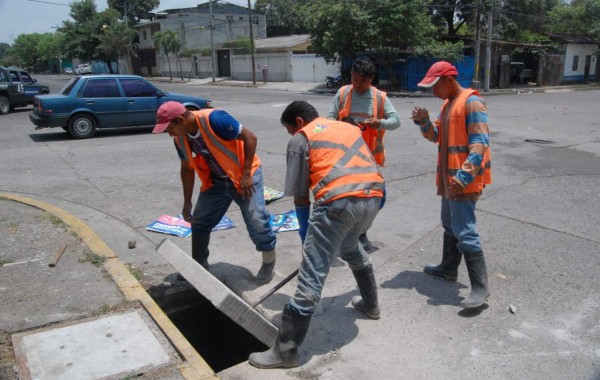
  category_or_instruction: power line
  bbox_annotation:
[27,0,70,7]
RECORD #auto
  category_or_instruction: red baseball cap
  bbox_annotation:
[417,61,458,88]
[153,101,186,133]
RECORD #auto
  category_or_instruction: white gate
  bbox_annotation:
[291,54,340,83]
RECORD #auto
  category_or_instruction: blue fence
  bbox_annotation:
[343,55,475,91]
[402,56,475,91]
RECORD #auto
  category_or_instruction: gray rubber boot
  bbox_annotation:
[249,305,312,369]
[255,249,276,285]
[460,252,490,308]
[351,264,380,319]
[423,233,462,281]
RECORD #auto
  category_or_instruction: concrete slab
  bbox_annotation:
[156,239,278,347]
[12,309,179,380]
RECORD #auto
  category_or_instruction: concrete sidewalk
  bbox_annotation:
[0,194,215,380]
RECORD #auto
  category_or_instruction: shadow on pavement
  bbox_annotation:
[381,270,466,307]
[28,126,154,142]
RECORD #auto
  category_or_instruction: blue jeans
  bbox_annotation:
[191,166,276,264]
[440,197,482,256]
[290,196,381,316]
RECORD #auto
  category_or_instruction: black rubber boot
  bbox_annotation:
[191,231,210,269]
[351,264,380,319]
[177,233,210,281]
[249,305,312,368]
[359,233,374,251]
[460,252,490,308]
[423,233,462,281]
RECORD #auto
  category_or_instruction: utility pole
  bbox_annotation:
[471,0,481,90]
[209,0,216,82]
[124,0,130,74]
[484,0,493,92]
[248,0,256,85]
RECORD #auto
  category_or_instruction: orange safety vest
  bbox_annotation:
[438,89,492,194]
[300,117,384,205]
[175,109,261,193]
[337,85,387,166]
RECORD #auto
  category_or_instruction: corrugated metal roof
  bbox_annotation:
[546,33,600,44]
[254,34,310,49]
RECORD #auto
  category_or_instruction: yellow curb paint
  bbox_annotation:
[0,193,216,380]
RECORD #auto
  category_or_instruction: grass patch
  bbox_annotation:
[79,249,107,267]
[8,223,18,234]
[36,212,68,230]
[0,259,13,267]
[126,263,143,280]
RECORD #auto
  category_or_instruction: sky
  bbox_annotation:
[0,0,253,45]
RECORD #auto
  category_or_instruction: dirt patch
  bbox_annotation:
[0,331,17,380]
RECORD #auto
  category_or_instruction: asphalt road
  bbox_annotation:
[1,75,599,380]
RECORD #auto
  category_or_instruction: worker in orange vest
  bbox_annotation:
[328,57,400,251]
[411,61,492,308]
[153,101,277,285]
[249,101,384,368]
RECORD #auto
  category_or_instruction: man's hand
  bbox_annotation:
[362,118,381,129]
[240,172,255,199]
[181,202,193,222]
[411,107,429,123]
[449,178,464,194]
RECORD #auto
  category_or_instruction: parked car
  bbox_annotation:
[63,67,73,74]
[74,63,92,75]
[0,66,50,115]
[29,75,212,139]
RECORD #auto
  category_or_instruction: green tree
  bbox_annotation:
[428,0,477,36]
[60,0,101,63]
[10,33,44,69]
[154,30,181,80]
[108,0,160,26]
[0,43,10,61]
[305,0,455,88]
[60,1,134,74]
[99,20,137,73]
[493,0,560,41]
[254,0,309,37]
[546,0,600,38]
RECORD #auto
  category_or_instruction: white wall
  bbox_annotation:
[564,43,598,80]
[155,52,342,83]
[233,53,290,81]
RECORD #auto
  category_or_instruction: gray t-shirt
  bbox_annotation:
[327,86,401,130]
[284,132,310,198]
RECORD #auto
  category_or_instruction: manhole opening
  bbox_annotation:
[153,286,268,373]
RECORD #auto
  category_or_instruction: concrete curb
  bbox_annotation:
[0,192,218,380]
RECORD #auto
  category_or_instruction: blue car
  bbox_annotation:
[29,75,212,139]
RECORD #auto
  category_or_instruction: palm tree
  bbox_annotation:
[154,30,181,80]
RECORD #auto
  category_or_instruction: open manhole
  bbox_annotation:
[151,286,268,373]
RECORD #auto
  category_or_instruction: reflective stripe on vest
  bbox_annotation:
[301,117,384,205]
[438,89,492,194]
[338,85,387,166]
[175,109,261,192]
